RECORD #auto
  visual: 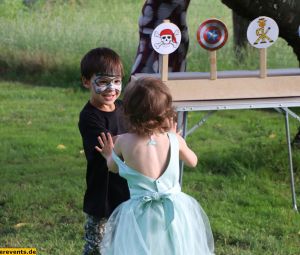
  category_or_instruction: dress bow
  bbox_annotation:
[134,184,181,229]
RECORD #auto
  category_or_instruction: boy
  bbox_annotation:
[78,47,130,255]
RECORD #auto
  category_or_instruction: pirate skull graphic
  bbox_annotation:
[154,29,179,49]
[151,23,181,54]
[160,29,177,45]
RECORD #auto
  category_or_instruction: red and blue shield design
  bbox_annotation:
[197,19,228,51]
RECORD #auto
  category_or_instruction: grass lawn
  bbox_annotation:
[0,81,299,254]
[1,0,300,254]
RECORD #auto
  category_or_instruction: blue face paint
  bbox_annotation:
[92,75,122,94]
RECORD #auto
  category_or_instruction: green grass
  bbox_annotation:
[182,110,300,254]
[1,82,300,254]
[0,0,298,86]
[0,82,86,254]
[1,0,300,254]
[0,0,144,86]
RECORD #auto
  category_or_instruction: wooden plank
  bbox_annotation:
[134,68,300,80]
[173,97,300,111]
[166,76,300,101]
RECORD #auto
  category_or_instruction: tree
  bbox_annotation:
[232,11,249,60]
[221,0,300,65]
[222,0,300,147]
[131,0,190,75]
[132,0,300,77]
[131,0,300,144]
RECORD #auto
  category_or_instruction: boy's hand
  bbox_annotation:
[95,132,114,159]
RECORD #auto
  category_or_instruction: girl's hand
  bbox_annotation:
[169,117,177,133]
[95,132,114,160]
[169,118,182,136]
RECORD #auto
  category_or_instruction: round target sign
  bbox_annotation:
[196,19,228,51]
[247,16,279,49]
[151,22,181,55]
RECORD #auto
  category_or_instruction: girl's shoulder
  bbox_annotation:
[116,132,137,145]
[114,133,138,157]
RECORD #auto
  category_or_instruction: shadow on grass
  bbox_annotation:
[200,140,300,177]
[214,231,251,252]
[0,56,82,88]
[0,56,131,89]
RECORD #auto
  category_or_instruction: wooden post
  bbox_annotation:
[160,54,169,82]
[260,48,267,78]
[210,50,217,80]
[159,19,170,82]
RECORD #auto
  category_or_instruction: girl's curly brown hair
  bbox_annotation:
[123,77,176,136]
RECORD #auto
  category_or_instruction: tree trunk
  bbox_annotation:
[221,0,300,65]
[232,11,249,60]
[131,0,190,75]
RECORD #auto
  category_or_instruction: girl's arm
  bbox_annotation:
[170,117,197,167]
[177,134,198,167]
[95,132,118,173]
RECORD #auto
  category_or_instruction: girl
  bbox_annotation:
[96,77,214,255]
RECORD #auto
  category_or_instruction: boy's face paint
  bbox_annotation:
[92,74,122,94]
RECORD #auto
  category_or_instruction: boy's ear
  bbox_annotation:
[82,77,91,89]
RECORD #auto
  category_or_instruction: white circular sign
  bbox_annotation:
[151,23,181,55]
[247,16,279,49]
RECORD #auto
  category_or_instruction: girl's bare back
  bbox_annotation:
[115,132,171,180]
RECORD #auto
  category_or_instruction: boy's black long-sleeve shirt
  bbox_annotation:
[78,100,130,218]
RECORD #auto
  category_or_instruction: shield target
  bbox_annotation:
[196,19,228,51]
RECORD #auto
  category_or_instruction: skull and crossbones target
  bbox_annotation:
[151,23,181,54]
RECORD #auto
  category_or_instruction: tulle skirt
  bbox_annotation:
[100,192,214,255]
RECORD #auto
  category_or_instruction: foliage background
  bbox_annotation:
[0,0,298,86]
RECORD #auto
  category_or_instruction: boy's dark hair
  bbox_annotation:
[123,77,176,136]
[80,47,124,79]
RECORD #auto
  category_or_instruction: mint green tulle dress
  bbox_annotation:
[100,132,214,255]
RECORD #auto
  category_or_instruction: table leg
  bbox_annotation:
[177,111,188,185]
[284,110,298,212]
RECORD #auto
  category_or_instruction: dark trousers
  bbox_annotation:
[82,214,107,255]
